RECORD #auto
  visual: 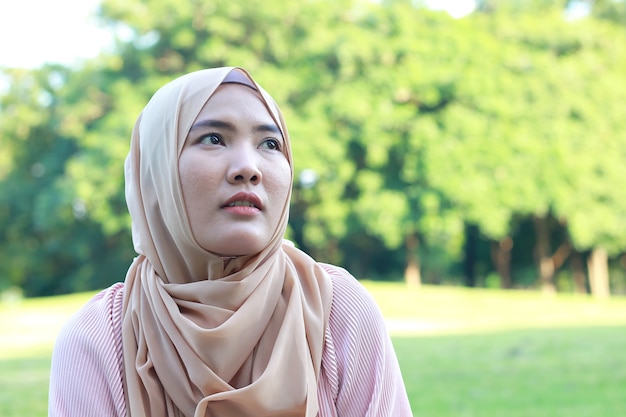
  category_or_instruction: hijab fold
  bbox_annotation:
[122,67,333,417]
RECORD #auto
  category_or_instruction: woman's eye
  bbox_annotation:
[199,134,222,145]
[260,138,281,151]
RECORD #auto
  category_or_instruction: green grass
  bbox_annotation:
[2,283,626,416]
[0,291,99,359]
[394,327,626,417]
[361,282,626,416]
[0,291,98,417]
[0,354,51,417]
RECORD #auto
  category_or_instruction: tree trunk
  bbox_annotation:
[570,250,587,294]
[533,216,556,293]
[404,232,421,288]
[463,224,479,287]
[491,237,513,289]
[587,247,610,298]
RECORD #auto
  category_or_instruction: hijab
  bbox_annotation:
[122,67,333,417]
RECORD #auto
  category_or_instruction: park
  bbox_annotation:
[1,0,626,415]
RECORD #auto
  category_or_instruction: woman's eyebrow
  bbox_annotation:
[189,119,234,132]
[190,119,282,137]
[255,124,283,136]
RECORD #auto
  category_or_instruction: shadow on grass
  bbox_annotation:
[393,325,626,417]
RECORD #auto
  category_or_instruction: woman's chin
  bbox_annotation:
[201,237,269,258]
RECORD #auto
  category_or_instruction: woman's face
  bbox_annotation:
[178,83,291,257]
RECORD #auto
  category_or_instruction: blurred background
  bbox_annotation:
[2,1,626,416]
[1,0,626,298]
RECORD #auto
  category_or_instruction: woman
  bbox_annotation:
[49,67,412,417]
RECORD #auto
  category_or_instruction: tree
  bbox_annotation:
[0,66,133,295]
[2,0,626,296]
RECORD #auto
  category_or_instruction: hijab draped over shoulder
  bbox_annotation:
[122,67,333,417]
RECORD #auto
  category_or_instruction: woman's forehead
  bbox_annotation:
[194,84,280,130]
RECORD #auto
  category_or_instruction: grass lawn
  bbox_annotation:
[2,282,626,416]
[394,327,626,417]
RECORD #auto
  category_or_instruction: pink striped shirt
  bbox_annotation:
[49,264,413,416]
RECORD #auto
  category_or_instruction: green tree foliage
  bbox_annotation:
[1,0,625,296]
[0,66,133,295]
[420,7,626,291]
[591,0,626,25]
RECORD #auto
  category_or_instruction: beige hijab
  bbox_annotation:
[122,67,333,417]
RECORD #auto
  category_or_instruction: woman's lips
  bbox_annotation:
[221,192,263,215]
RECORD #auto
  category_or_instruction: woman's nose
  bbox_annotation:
[227,147,262,184]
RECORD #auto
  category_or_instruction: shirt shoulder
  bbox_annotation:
[49,283,126,417]
[319,263,386,331]
[59,282,125,351]
[317,264,413,416]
